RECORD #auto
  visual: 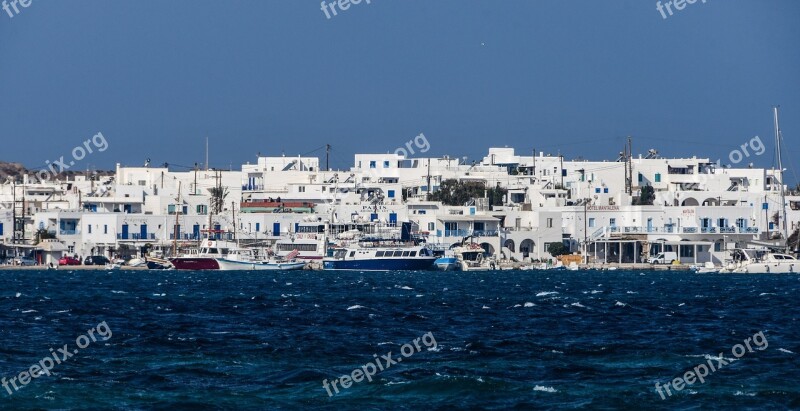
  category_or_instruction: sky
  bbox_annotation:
[0,0,798,181]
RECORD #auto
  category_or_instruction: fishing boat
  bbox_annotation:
[433,243,497,271]
[216,249,306,271]
[170,239,237,270]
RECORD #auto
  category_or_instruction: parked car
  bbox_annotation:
[14,256,37,266]
[58,256,81,266]
[84,256,111,266]
[648,252,678,265]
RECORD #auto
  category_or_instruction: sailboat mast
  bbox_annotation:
[774,106,789,246]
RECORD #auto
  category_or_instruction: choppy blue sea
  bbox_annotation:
[0,269,798,410]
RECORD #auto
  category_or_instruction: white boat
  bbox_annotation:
[718,248,799,274]
[453,244,497,271]
[691,262,719,274]
[216,249,305,271]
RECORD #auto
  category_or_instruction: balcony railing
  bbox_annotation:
[116,233,157,240]
[59,230,80,235]
[604,225,759,236]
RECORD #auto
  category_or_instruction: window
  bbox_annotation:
[546,218,553,228]
[197,205,208,215]
[255,223,260,232]
[0,223,3,236]
[384,161,390,168]
[403,251,410,257]
[88,225,92,234]
[701,218,711,228]
[638,173,643,182]
[718,218,727,228]
[604,188,609,193]
[349,251,356,257]
[595,188,601,193]
[369,161,376,169]
[428,222,435,231]
[103,225,108,234]
[610,218,616,227]
[299,186,306,193]
[388,190,395,198]
[376,251,385,257]
[394,251,403,257]
[588,218,595,228]
[410,251,417,257]
[736,218,746,229]
[655,173,661,183]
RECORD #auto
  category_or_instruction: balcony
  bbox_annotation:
[117,233,157,241]
[59,230,80,235]
[472,230,499,237]
[701,227,717,233]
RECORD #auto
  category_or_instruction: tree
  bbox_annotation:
[789,228,799,253]
[547,242,568,257]
[430,179,485,206]
[33,228,56,244]
[208,186,229,215]
[634,185,655,205]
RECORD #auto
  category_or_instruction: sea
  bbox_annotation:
[0,269,798,410]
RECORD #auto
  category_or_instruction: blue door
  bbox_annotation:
[370,213,378,222]
[140,224,147,240]
[214,224,221,239]
[389,213,397,226]
[121,224,129,239]
[273,222,281,235]
[193,224,200,240]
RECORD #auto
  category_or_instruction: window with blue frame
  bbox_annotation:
[638,173,643,182]
[383,161,390,168]
[369,161,376,169]
[595,188,601,193]
[604,188,609,193]
[655,173,661,183]
[388,190,395,198]
[0,223,3,235]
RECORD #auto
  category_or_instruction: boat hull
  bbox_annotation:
[170,258,220,270]
[726,263,799,274]
[323,257,436,271]
[216,259,305,271]
[434,257,460,271]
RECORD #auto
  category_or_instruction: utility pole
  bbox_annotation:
[627,136,633,195]
[231,201,238,245]
[584,200,588,265]
[21,181,25,243]
[559,154,564,187]
[172,182,181,257]
[326,144,331,171]
[426,159,431,201]
[193,163,198,195]
[532,148,536,178]
[11,181,16,245]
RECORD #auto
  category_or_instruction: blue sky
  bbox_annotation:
[0,0,798,180]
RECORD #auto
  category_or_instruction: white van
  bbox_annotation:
[648,252,678,264]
